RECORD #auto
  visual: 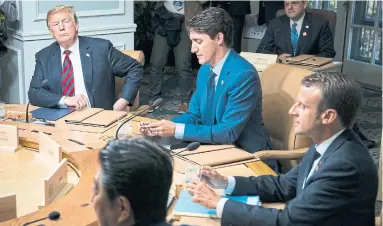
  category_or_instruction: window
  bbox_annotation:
[307,0,337,11]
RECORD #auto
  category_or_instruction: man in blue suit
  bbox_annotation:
[187,72,378,226]
[28,5,142,111]
[140,7,274,168]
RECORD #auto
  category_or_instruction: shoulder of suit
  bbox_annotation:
[234,52,258,73]
[79,36,111,47]
[35,41,59,59]
[306,12,329,25]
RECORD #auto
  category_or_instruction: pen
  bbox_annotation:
[68,138,85,146]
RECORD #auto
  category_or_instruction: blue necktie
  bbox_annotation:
[205,70,216,125]
[291,23,298,56]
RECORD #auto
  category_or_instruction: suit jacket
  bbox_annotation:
[28,36,143,110]
[172,50,271,153]
[257,1,284,25]
[213,1,251,16]
[184,1,208,21]
[221,129,378,226]
[256,12,336,58]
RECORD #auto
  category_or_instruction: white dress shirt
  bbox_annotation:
[290,13,306,38]
[58,37,91,108]
[216,129,346,218]
[174,50,231,139]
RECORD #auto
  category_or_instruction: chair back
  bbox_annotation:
[0,194,16,222]
[115,50,145,111]
[276,8,337,37]
[260,64,313,172]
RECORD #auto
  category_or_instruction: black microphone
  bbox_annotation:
[22,210,60,226]
[115,98,164,138]
[171,142,200,156]
[26,79,48,123]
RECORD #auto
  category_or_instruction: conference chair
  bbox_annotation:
[253,64,313,173]
[115,50,145,112]
[0,194,16,222]
[276,8,337,35]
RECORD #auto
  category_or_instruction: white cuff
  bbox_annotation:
[58,96,67,108]
[216,198,229,218]
[174,123,185,139]
[224,176,236,195]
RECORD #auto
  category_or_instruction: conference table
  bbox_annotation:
[0,104,281,225]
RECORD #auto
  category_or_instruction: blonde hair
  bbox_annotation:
[46,5,78,29]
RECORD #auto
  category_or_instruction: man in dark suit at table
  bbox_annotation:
[187,72,378,226]
[256,0,335,58]
[92,138,173,226]
[139,7,277,171]
[28,5,142,111]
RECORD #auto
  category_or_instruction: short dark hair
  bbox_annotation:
[186,7,233,48]
[301,72,362,128]
[99,137,173,225]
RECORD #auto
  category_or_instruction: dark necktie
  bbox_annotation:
[291,22,298,56]
[205,70,216,125]
[62,50,75,96]
[303,147,321,189]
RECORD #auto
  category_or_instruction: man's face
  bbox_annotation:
[288,85,323,137]
[48,9,78,47]
[92,169,123,226]
[284,1,307,20]
[189,29,219,65]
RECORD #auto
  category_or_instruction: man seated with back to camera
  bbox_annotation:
[256,0,375,148]
[186,72,378,226]
[92,137,173,226]
[28,5,142,111]
[138,7,277,172]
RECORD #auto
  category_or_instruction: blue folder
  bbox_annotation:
[173,190,261,218]
[31,107,75,121]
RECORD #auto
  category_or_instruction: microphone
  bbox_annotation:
[26,79,48,123]
[23,210,60,226]
[115,98,164,138]
[171,142,200,156]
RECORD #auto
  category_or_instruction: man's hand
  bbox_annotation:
[186,179,221,209]
[278,53,291,63]
[113,98,130,111]
[63,95,88,110]
[200,166,229,189]
[140,120,176,137]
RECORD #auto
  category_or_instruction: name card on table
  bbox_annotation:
[43,158,71,206]
[39,132,62,170]
[0,124,19,152]
[240,52,278,72]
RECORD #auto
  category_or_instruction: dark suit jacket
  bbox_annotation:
[172,50,271,153]
[221,129,378,226]
[213,1,251,16]
[28,36,143,110]
[256,12,336,58]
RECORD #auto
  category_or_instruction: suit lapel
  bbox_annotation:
[211,51,233,124]
[50,43,63,93]
[304,129,350,186]
[296,13,311,55]
[78,37,94,106]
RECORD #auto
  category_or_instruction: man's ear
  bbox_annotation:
[116,196,133,224]
[216,32,225,46]
[321,109,337,125]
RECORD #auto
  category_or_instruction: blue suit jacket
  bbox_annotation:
[28,36,143,110]
[172,50,271,153]
[222,129,378,226]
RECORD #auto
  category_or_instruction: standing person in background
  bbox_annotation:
[0,0,17,100]
[213,1,250,53]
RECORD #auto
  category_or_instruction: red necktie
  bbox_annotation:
[62,50,75,96]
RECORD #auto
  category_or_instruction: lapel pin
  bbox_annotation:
[221,80,225,86]
[86,53,90,57]
[306,25,309,28]
[303,32,307,36]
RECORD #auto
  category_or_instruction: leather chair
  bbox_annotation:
[276,8,337,35]
[115,50,145,111]
[0,194,16,222]
[253,64,313,173]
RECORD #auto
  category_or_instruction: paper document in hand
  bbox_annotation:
[173,190,261,218]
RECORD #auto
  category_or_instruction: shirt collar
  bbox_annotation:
[60,37,80,56]
[315,129,345,156]
[290,12,305,29]
[211,49,231,76]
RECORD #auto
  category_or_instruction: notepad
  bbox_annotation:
[173,190,261,218]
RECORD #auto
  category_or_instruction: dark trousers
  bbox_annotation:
[232,15,246,53]
[149,24,194,102]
